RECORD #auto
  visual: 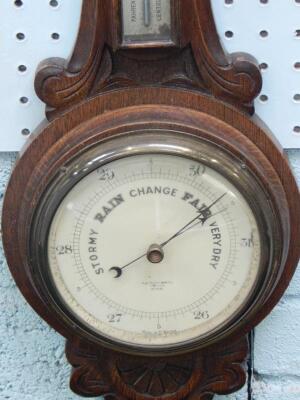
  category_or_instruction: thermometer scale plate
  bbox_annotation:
[121,0,177,47]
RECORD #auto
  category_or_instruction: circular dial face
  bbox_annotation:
[48,153,261,348]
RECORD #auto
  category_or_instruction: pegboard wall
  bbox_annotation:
[0,0,300,151]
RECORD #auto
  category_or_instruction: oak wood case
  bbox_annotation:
[2,1,300,399]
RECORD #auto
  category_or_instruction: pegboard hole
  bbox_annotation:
[259,62,269,70]
[260,30,269,38]
[225,31,234,38]
[19,96,29,104]
[14,0,23,7]
[294,62,300,70]
[21,128,30,136]
[260,0,269,4]
[224,0,234,5]
[18,64,27,73]
[259,94,269,102]
[295,29,300,38]
[16,32,25,41]
[50,0,59,7]
[293,126,300,134]
[293,94,300,102]
[51,32,60,40]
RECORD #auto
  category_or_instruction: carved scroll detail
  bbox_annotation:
[65,341,110,397]
[35,0,106,110]
[34,0,261,115]
[65,336,248,400]
[189,337,249,398]
[181,0,262,113]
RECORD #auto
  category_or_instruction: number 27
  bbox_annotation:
[107,314,122,323]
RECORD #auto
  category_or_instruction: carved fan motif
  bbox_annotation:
[66,337,249,399]
[116,357,195,396]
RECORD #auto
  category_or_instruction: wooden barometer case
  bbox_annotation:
[2,1,300,399]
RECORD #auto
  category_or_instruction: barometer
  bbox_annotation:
[2,1,300,399]
[33,132,270,353]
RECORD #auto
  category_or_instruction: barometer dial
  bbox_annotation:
[46,148,263,350]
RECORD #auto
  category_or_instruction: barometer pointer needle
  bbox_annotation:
[161,192,227,246]
[170,207,227,238]
[109,192,227,278]
[159,194,226,247]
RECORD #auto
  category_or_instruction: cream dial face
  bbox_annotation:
[48,154,261,348]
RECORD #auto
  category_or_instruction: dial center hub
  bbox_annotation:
[147,244,164,264]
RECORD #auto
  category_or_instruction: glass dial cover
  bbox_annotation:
[45,143,264,350]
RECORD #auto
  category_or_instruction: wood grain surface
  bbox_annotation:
[2,1,299,399]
